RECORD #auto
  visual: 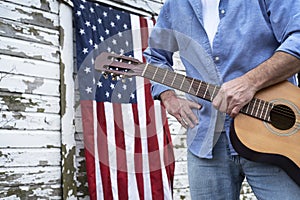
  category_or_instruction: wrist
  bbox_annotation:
[159,90,176,103]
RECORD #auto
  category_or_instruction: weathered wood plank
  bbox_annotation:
[0,184,61,199]
[0,1,59,29]
[0,93,60,113]
[0,73,60,96]
[0,166,61,186]
[0,148,60,167]
[0,55,59,79]
[0,36,59,63]
[0,111,60,130]
[0,18,59,46]
[75,118,83,133]
[59,3,78,199]
[0,130,60,148]
[4,0,59,14]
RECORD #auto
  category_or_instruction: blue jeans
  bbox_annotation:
[187,134,300,200]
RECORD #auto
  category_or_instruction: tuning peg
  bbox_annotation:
[111,74,117,81]
[102,72,109,79]
[121,76,126,83]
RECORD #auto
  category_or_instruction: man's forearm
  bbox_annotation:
[245,51,300,92]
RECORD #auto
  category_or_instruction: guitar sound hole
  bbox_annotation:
[270,105,296,130]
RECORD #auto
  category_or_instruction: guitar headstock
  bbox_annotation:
[95,52,145,79]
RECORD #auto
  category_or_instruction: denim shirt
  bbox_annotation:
[143,0,300,158]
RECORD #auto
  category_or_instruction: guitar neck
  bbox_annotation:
[142,63,273,122]
[142,63,218,102]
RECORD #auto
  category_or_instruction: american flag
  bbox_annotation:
[72,0,175,199]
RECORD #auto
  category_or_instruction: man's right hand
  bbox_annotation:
[160,90,202,128]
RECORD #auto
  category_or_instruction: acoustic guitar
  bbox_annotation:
[95,52,300,186]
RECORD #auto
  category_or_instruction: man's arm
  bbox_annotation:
[212,51,300,117]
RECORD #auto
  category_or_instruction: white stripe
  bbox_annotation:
[94,101,104,200]
[131,14,143,60]
[154,101,172,200]
[147,18,154,35]
[122,104,140,199]
[131,14,152,200]
[104,102,119,200]
[136,77,152,200]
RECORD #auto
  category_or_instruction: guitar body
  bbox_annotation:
[230,81,300,185]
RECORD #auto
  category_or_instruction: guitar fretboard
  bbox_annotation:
[143,64,274,122]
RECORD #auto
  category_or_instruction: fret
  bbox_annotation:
[143,64,155,80]
[161,69,168,84]
[188,79,195,94]
[249,99,257,116]
[206,84,216,101]
[152,67,159,80]
[181,77,193,94]
[210,86,217,101]
[254,99,262,118]
[245,102,251,114]
[241,99,255,116]
[259,101,264,119]
[171,73,177,86]
[142,63,149,77]
[196,81,202,96]
[260,101,269,120]
[262,102,268,121]
[191,79,201,96]
[155,67,167,83]
[179,76,186,90]
[203,84,209,100]
[172,73,183,89]
[195,81,210,100]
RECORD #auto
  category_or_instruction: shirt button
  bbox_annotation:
[221,9,225,14]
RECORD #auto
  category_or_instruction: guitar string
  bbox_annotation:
[158,76,296,119]
[144,67,296,120]
[111,57,295,121]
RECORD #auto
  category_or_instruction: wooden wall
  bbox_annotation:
[0,0,62,198]
[0,0,257,199]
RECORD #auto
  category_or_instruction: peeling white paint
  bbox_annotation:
[0,36,60,63]
[0,0,62,198]
[0,18,59,46]
[0,1,59,28]
[5,0,59,14]
[0,73,60,96]
[0,130,61,148]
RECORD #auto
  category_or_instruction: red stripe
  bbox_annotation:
[132,104,145,199]
[145,79,164,200]
[161,103,175,191]
[140,17,164,200]
[81,100,97,200]
[113,103,129,199]
[97,102,113,200]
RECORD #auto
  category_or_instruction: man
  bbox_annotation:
[143,0,300,199]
